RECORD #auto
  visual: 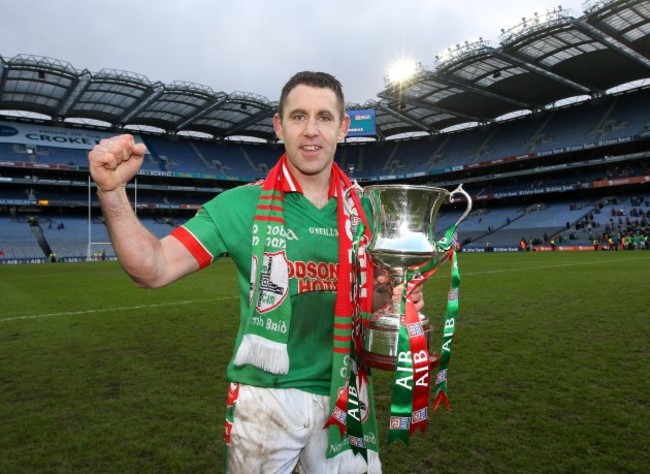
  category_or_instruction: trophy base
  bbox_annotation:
[358,349,441,372]
[360,310,440,371]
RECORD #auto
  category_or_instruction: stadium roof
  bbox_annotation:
[1,0,650,142]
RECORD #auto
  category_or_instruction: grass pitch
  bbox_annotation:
[1,251,648,473]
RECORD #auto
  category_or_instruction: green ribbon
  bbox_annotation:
[387,225,459,444]
[433,247,460,412]
[387,299,416,444]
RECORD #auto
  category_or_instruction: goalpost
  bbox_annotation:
[87,176,137,261]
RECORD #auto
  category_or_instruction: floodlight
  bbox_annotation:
[387,59,417,85]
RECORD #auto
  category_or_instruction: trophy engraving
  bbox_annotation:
[359,184,472,371]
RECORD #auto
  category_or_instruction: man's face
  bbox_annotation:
[273,84,350,181]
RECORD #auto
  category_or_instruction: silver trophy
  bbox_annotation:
[359,184,472,371]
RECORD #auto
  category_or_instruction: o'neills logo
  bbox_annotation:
[250,251,289,313]
[287,260,339,293]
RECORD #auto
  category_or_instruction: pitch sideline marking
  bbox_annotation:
[0,296,238,322]
[1,255,647,322]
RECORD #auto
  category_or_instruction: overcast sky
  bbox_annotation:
[1,0,587,105]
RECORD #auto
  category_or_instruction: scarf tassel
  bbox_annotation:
[233,334,290,375]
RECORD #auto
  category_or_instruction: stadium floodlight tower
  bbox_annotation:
[383,58,422,111]
[386,58,419,85]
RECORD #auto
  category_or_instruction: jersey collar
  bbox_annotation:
[278,154,337,199]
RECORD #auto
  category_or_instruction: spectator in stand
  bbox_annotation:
[608,237,616,251]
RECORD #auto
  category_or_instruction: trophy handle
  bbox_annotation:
[344,180,364,198]
[343,180,364,217]
[449,184,472,227]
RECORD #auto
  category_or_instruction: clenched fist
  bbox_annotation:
[88,134,147,193]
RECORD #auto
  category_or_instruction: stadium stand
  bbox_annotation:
[2,0,650,261]
[40,216,94,259]
[191,140,270,178]
[0,216,44,259]
[2,91,648,260]
[143,135,209,174]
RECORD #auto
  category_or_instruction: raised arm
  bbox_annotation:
[89,134,199,287]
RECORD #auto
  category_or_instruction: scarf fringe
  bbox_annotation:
[321,449,381,474]
[233,334,290,375]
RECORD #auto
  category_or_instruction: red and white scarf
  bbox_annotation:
[233,154,380,469]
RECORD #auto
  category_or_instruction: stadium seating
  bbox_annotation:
[8,215,179,260]
[1,86,649,260]
[0,216,45,259]
[40,216,94,258]
[459,200,596,248]
[140,217,177,239]
[143,135,209,175]
[191,140,269,179]
[6,88,647,183]
[602,89,650,141]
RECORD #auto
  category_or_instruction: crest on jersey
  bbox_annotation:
[249,251,289,313]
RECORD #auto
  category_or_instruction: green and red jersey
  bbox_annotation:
[171,182,343,395]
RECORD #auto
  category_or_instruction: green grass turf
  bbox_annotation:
[1,251,648,473]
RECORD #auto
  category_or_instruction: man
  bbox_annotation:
[89,71,422,473]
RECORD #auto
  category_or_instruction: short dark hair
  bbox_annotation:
[277,71,345,120]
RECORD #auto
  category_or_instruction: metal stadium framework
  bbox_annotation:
[1,0,650,142]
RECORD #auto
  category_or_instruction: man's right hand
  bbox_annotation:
[88,134,147,193]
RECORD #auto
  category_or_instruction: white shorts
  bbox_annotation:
[224,383,380,473]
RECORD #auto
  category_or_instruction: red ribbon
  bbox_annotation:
[403,295,431,435]
[324,383,349,439]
